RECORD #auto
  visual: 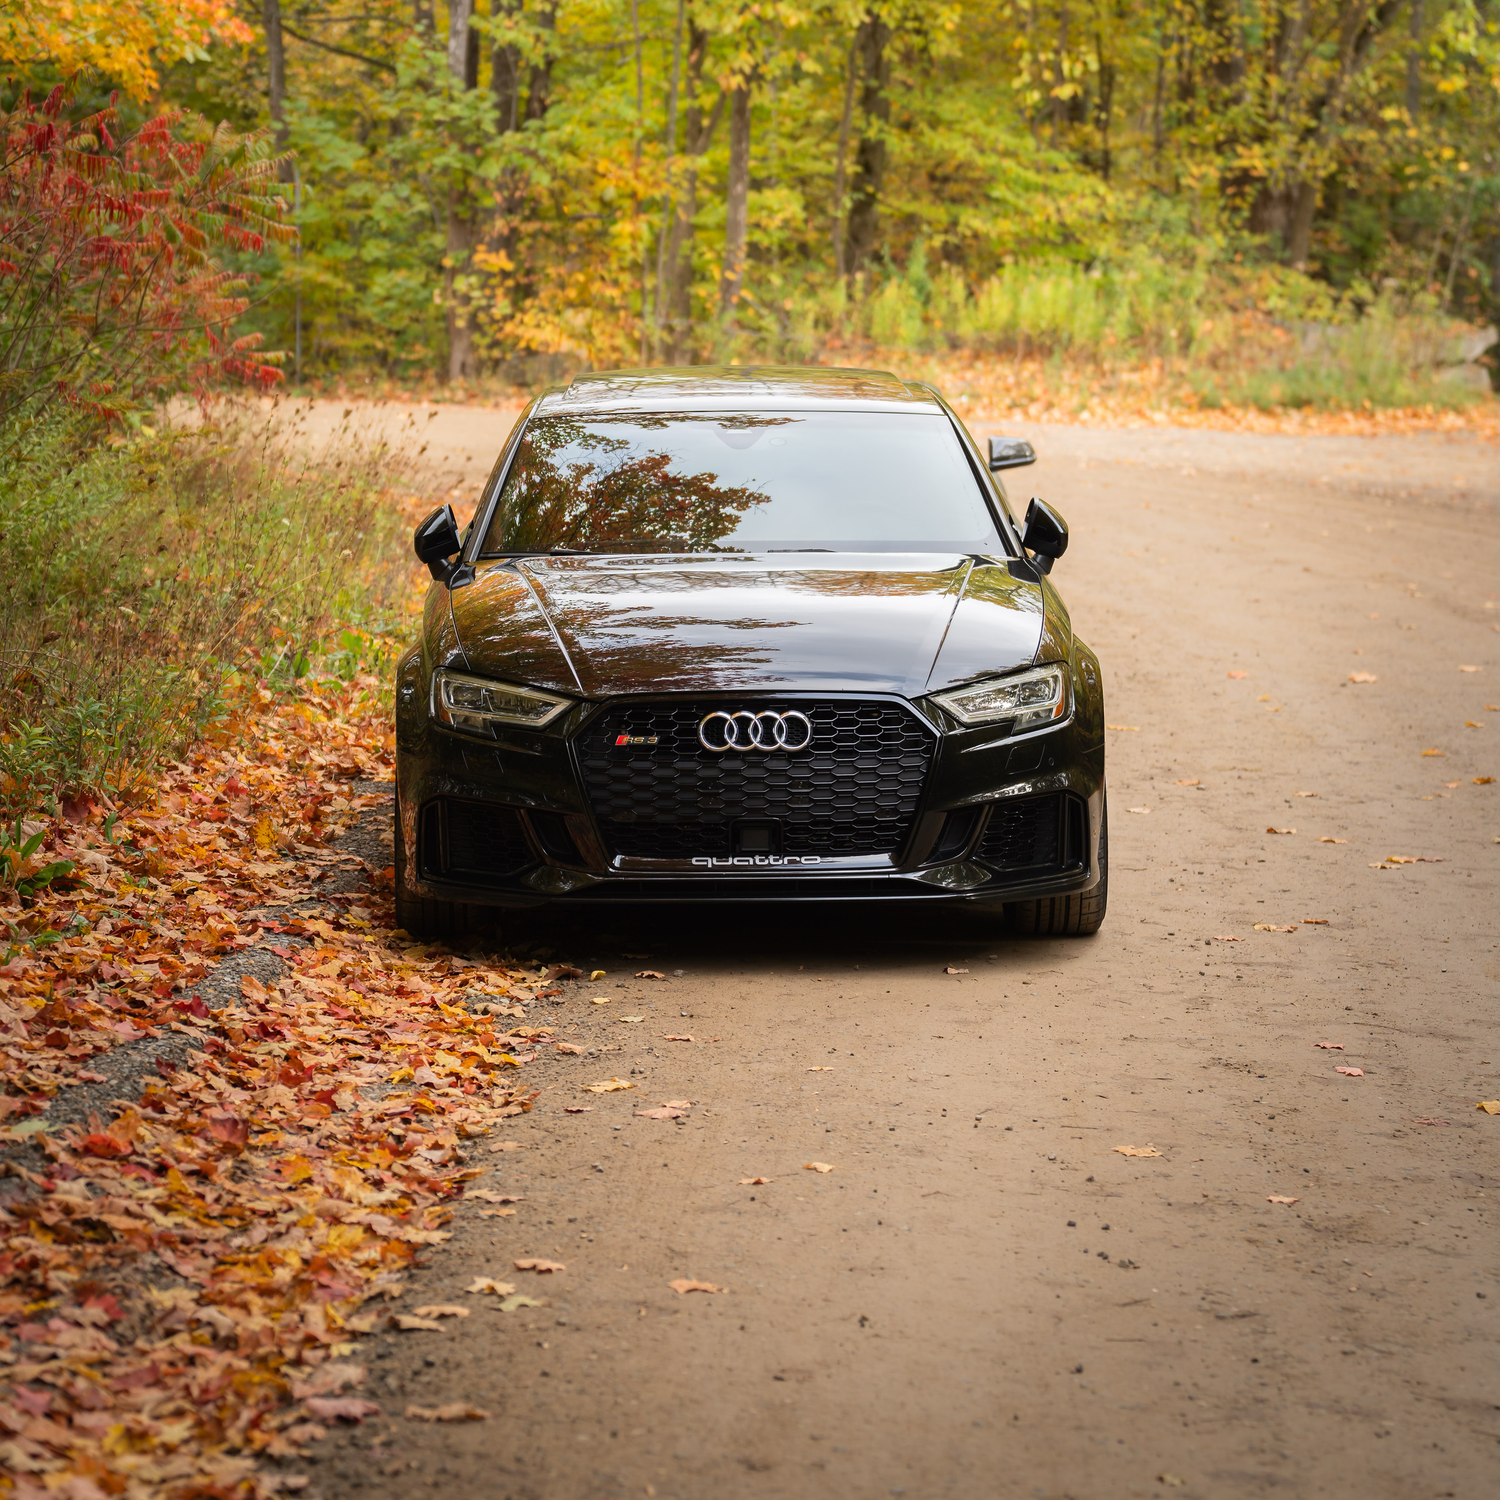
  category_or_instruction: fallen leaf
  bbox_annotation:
[1476,1101,1500,1115]
[554,1042,585,1055]
[1106,724,1139,731]
[803,1161,834,1173]
[590,997,610,1005]
[1302,917,1329,924]
[304,1396,381,1422]
[1347,671,1378,683]
[1112,1145,1162,1158]
[1421,748,1445,757]
[1466,720,1484,728]
[589,969,606,980]
[405,1403,490,1422]
[542,964,583,982]
[514,1258,566,1273]
[1458,664,1480,672]
[739,1176,773,1185]
[563,1105,593,1114]
[944,965,969,974]
[1127,806,1151,814]
[1266,1196,1300,1205]
[661,1034,694,1042]
[669,1279,726,1295]
[1265,826,1295,835]
[636,970,665,980]
[1385,855,1415,864]
[489,1140,523,1152]
[661,1099,692,1108]
[393,1315,443,1332]
[635,1106,688,1120]
[480,1208,517,1217]
[289,1362,368,1399]
[1253,922,1298,931]
[1318,836,1346,843]
[1335,1066,1364,1077]
[617,1016,646,1024]
[1475,776,1496,785]
[1226,670,1247,679]
[465,1278,517,1296]
[1175,778,1200,786]
[807,1066,834,1072]
[1312,1041,1345,1050]
[469,1190,524,1204]
[1211,934,1241,942]
[411,1304,469,1319]
[496,1293,543,1311]
[1294,789,1317,796]
[1158,1476,1186,1489]
[582,1078,634,1093]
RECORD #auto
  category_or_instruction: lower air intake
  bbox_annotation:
[977,793,1087,876]
[421,798,533,882]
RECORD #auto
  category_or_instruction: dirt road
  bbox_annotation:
[306,407,1498,1500]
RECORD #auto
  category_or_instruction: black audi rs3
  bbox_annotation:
[393,366,1107,938]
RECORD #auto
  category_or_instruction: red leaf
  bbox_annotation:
[79,1133,130,1158]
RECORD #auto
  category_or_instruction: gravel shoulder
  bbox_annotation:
[308,410,1497,1500]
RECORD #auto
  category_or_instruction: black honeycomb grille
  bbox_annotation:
[977,793,1086,875]
[577,699,935,861]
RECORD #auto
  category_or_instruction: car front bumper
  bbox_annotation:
[394,659,1105,909]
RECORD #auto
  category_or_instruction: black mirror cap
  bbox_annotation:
[414,503,463,582]
[1021,497,1068,565]
[989,436,1036,471]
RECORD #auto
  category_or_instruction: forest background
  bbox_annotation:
[7,0,1499,416]
[0,0,1498,824]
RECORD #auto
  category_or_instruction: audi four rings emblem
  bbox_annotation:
[697,710,813,753]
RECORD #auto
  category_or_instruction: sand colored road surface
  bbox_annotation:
[301,403,1497,1500]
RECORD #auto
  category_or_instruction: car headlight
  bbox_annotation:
[930,663,1069,730]
[432,668,572,734]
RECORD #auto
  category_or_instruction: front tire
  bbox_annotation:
[392,793,491,943]
[1003,796,1108,937]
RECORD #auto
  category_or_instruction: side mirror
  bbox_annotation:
[1021,498,1068,575]
[989,436,1036,471]
[414,504,464,583]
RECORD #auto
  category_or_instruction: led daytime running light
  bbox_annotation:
[433,669,572,734]
[931,664,1068,730]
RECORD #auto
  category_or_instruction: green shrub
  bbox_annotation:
[0,410,409,813]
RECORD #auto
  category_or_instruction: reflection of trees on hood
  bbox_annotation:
[495,416,782,553]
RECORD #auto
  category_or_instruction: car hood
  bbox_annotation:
[449,553,1046,699]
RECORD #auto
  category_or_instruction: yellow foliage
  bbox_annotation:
[0,0,252,99]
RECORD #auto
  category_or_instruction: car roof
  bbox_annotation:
[535,365,945,415]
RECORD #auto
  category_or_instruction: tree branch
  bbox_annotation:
[281,24,396,74]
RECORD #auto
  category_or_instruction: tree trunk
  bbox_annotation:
[843,12,889,279]
[525,4,557,122]
[445,0,477,382]
[492,3,521,135]
[414,0,435,38]
[1405,0,1424,119]
[831,27,860,278]
[663,20,714,362]
[261,0,293,182]
[719,81,751,320]
[1286,178,1318,269]
[652,0,686,358]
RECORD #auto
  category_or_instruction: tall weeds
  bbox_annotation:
[0,410,410,814]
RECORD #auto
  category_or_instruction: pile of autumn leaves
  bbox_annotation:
[0,680,551,1498]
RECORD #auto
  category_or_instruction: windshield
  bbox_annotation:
[478,410,1004,555]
